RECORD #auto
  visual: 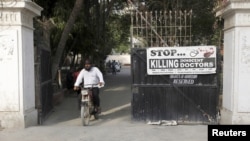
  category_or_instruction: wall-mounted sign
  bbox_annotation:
[147,46,216,75]
[170,74,198,85]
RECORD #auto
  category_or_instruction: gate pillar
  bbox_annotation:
[0,1,42,129]
[216,0,250,124]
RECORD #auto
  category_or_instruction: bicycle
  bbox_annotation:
[79,84,102,126]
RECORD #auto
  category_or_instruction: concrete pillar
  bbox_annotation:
[0,1,42,128]
[216,0,250,124]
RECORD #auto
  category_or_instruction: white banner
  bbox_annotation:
[147,46,217,75]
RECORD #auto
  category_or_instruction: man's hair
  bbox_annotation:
[84,58,92,65]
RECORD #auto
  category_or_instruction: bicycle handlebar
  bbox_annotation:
[81,83,104,88]
[74,83,104,91]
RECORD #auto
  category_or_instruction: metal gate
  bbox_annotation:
[130,9,221,124]
[34,22,54,124]
[131,48,221,124]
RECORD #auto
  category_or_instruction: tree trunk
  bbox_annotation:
[52,0,84,81]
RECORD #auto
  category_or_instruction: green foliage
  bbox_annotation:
[35,0,222,66]
[106,14,131,54]
[34,0,58,17]
[183,0,216,45]
[47,0,78,55]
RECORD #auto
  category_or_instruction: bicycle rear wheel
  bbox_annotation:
[81,104,90,126]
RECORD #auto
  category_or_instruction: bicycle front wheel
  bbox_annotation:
[81,104,90,126]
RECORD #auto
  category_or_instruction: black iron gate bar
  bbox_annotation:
[129,1,193,47]
[128,0,168,46]
[132,10,192,47]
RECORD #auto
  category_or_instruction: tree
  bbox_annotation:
[34,0,220,81]
[35,0,129,79]
[51,0,84,80]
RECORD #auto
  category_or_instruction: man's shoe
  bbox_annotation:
[97,107,101,114]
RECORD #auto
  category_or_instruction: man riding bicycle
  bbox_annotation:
[73,58,105,114]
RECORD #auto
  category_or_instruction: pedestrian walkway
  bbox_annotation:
[0,66,208,141]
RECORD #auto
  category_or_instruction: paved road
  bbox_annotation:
[0,66,208,141]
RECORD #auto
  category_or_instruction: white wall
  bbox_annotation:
[216,0,250,124]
